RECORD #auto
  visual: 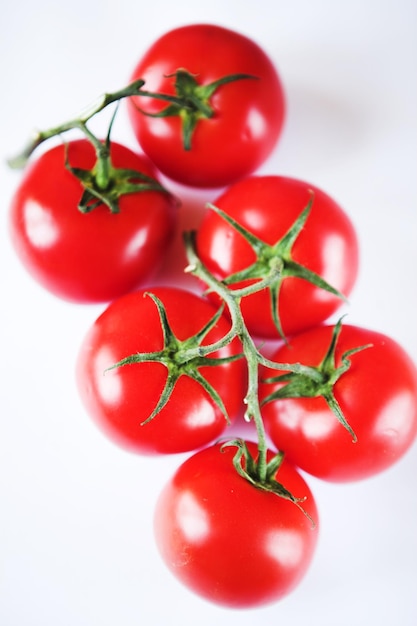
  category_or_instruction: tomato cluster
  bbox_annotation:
[7,23,417,610]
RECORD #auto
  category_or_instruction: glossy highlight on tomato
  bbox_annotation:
[196,175,359,339]
[154,441,318,608]
[127,23,285,188]
[76,287,246,455]
[9,139,177,303]
[260,324,417,481]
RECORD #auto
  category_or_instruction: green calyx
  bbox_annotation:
[261,317,373,442]
[106,292,243,424]
[134,69,257,150]
[66,157,169,214]
[65,120,169,214]
[221,439,315,526]
[207,194,347,341]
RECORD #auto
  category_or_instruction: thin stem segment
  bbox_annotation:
[7,80,146,169]
[184,231,272,480]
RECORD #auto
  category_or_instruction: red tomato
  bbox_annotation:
[9,139,177,303]
[127,24,285,188]
[196,175,359,339]
[154,441,319,608]
[259,324,417,481]
[76,287,245,455]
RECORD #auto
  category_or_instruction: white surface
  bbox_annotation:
[1,1,416,624]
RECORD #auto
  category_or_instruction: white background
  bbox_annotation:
[1,1,416,624]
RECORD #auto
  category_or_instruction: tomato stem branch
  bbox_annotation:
[7,79,146,169]
[184,231,270,480]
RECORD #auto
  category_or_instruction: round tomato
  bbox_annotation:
[154,441,319,608]
[259,324,417,481]
[9,139,177,303]
[127,24,285,188]
[76,287,245,455]
[196,175,359,339]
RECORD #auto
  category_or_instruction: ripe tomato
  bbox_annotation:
[9,139,177,303]
[259,324,417,481]
[196,175,359,339]
[127,24,285,188]
[76,287,245,455]
[154,441,319,608]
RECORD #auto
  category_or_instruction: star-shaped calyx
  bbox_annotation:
[206,193,347,341]
[106,292,243,424]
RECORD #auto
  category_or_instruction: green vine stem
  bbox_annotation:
[7,71,257,168]
[183,230,319,520]
[184,230,294,482]
[7,79,147,169]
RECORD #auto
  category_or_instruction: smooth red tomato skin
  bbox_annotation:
[9,139,177,303]
[127,24,285,188]
[154,441,318,608]
[196,175,359,338]
[260,325,417,482]
[76,287,245,455]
